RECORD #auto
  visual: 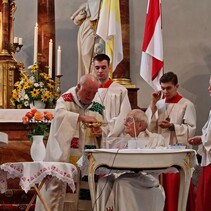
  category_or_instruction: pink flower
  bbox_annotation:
[22,116,29,125]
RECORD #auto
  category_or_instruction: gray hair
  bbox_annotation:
[129,109,148,130]
[79,74,98,86]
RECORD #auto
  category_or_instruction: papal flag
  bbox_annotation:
[140,0,164,90]
[96,0,123,72]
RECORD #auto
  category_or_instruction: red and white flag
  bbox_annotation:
[140,0,164,91]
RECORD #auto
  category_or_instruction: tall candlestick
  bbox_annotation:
[33,23,38,64]
[18,37,23,45]
[14,37,18,43]
[57,46,61,75]
[48,39,53,78]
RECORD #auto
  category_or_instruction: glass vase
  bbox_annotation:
[30,135,46,161]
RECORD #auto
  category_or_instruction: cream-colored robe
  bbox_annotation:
[96,130,165,211]
[35,86,103,211]
[146,97,196,146]
[94,82,131,139]
[71,0,103,81]
[197,110,211,166]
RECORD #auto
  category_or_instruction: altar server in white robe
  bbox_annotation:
[188,77,211,211]
[93,53,131,138]
[35,74,104,211]
[96,109,166,211]
[145,71,196,146]
[145,72,196,211]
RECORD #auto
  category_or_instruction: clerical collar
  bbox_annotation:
[165,93,182,103]
[99,79,113,88]
[76,94,91,109]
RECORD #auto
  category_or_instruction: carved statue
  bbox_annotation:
[71,0,104,81]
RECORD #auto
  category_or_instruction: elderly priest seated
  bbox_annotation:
[97,109,166,211]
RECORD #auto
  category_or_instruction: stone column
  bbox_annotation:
[37,0,55,78]
[113,0,135,88]
[1,0,10,57]
[113,0,139,109]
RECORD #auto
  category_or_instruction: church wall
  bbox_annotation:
[13,0,211,135]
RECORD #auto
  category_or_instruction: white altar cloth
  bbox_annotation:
[0,109,55,122]
[0,162,77,193]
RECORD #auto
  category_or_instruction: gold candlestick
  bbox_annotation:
[56,75,63,96]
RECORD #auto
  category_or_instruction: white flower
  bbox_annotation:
[40,82,44,87]
[34,83,40,87]
[19,89,26,100]
[24,101,29,107]
[29,76,35,83]
[24,94,29,100]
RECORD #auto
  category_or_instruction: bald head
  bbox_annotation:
[77,74,99,105]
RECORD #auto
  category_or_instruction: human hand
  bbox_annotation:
[91,127,102,138]
[188,136,202,146]
[78,115,98,123]
[152,91,162,103]
[158,120,172,129]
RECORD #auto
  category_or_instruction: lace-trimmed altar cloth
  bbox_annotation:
[0,162,77,193]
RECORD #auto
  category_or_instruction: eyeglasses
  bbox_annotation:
[124,117,134,123]
[124,117,143,124]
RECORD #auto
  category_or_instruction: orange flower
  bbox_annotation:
[31,108,37,114]
[44,111,54,121]
[25,111,34,120]
[22,109,54,140]
[22,116,29,125]
[34,111,44,121]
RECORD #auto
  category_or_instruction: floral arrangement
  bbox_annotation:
[22,108,54,140]
[10,64,58,108]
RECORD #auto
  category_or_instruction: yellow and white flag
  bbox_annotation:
[96,0,123,72]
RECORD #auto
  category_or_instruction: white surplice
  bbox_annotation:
[94,82,131,139]
[146,97,196,145]
[96,131,165,211]
[35,86,103,211]
[197,110,211,166]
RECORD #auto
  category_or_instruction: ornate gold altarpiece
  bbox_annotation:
[0,0,21,108]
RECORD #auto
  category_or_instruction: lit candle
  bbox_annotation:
[14,37,18,43]
[18,37,23,45]
[33,23,38,64]
[57,46,61,75]
[48,39,53,78]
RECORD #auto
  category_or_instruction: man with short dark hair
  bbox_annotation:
[146,71,196,146]
[93,53,131,139]
[146,71,196,211]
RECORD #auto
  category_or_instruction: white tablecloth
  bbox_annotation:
[0,162,77,193]
[0,109,55,122]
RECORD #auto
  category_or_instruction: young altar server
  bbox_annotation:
[188,77,211,211]
[93,53,131,138]
[146,71,197,211]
